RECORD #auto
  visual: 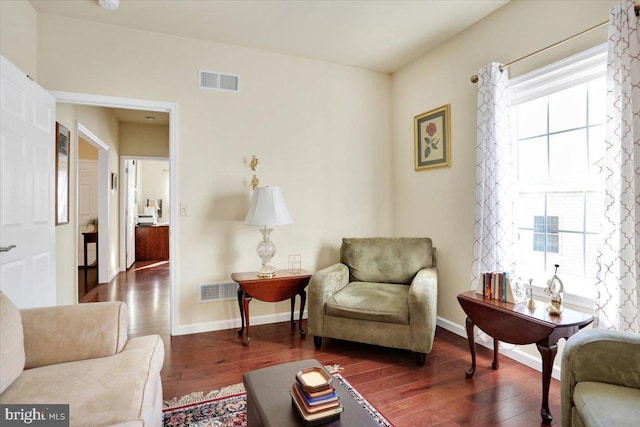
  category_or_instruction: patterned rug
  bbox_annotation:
[163,366,392,427]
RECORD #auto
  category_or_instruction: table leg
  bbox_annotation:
[242,294,252,345]
[465,317,476,379]
[492,337,500,370]
[298,290,306,337]
[237,288,245,340]
[290,296,296,329]
[536,339,558,424]
[83,239,89,290]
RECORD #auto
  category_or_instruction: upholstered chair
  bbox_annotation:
[308,237,437,365]
[561,328,640,427]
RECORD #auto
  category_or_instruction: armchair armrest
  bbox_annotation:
[21,301,129,369]
[561,329,640,426]
[307,263,350,336]
[408,266,438,353]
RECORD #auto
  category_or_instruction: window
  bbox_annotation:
[533,215,559,253]
[510,44,607,300]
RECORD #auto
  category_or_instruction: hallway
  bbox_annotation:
[83,260,170,337]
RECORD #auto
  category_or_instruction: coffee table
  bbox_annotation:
[243,359,382,427]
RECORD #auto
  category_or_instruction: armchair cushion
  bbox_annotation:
[341,237,434,284]
[572,382,640,427]
[325,282,409,324]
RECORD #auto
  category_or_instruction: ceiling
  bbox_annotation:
[30,0,509,74]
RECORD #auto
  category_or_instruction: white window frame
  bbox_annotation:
[510,43,607,309]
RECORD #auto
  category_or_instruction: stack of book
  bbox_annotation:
[476,271,527,304]
[290,367,344,426]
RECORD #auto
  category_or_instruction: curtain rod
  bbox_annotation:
[470,19,608,83]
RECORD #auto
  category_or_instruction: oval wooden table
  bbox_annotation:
[232,269,312,345]
[457,290,593,424]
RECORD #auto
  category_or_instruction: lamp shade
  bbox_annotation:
[244,186,293,226]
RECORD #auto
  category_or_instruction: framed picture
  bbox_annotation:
[55,122,70,225]
[414,104,451,170]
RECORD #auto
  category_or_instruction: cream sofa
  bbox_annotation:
[0,291,164,427]
[308,237,437,365]
[561,328,640,427]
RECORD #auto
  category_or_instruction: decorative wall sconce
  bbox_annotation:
[250,155,259,189]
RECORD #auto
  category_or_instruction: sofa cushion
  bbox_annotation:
[0,291,25,394]
[0,335,164,427]
[341,237,433,285]
[573,381,640,427]
[325,282,409,324]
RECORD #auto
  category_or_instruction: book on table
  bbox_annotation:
[290,384,343,425]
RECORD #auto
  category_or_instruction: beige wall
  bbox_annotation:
[120,123,169,158]
[36,14,392,328]
[391,0,615,368]
[0,0,37,79]
[78,137,98,160]
[55,104,120,304]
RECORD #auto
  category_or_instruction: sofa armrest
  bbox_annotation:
[408,267,438,353]
[21,301,129,369]
[561,328,640,426]
[307,263,350,336]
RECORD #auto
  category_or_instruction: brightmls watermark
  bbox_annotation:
[1,405,69,426]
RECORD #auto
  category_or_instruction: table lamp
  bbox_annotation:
[244,186,293,278]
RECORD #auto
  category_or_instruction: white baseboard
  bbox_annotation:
[436,316,561,380]
[176,310,308,336]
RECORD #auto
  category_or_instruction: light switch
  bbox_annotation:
[180,203,190,216]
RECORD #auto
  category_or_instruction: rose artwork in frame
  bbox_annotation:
[55,122,70,225]
[414,104,451,170]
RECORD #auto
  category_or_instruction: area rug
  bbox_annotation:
[163,366,392,427]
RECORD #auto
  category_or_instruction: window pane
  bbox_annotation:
[518,136,547,179]
[549,84,587,132]
[517,97,548,139]
[547,192,583,231]
[518,229,545,270]
[588,76,606,125]
[549,129,588,177]
[552,232,584,277]
[517,193,544,227]
[588,125,605,174]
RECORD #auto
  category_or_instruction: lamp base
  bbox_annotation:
[256,269,276,278]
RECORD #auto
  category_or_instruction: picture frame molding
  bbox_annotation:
[414,104,451,171]
[55,122,70,225]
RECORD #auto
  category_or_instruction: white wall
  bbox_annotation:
[36,14,393,328]
[0,0,37,79]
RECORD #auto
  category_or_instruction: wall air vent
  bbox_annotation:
[199,281,238,302]
[199,70,240,92]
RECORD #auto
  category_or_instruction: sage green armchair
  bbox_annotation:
[308,237,437,365]
[561,328,640,427]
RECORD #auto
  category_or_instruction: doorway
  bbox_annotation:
[53,91,178,336]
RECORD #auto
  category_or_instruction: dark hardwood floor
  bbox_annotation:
[91,261,561,426]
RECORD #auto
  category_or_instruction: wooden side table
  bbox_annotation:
[457,290,593,424]
[231,269,312,345]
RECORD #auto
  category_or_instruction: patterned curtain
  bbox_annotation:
[595,1,640,333]
[470,63,517,291]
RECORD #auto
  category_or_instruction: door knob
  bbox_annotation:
[0,245,16,252]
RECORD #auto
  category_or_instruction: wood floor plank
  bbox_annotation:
[90,261,564,426]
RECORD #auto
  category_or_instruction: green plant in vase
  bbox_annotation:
[84,216,98,232]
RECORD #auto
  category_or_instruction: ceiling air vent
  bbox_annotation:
[199,70,240,92]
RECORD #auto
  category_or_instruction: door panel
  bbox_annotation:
[77,161,98,265]
[126,159,137,269]
[0,55,56,308]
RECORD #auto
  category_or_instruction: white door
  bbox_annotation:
[77,160,98,266]
[126,159,137,269]
[0,55,56,308]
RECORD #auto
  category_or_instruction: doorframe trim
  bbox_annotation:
[52,91,179,336]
